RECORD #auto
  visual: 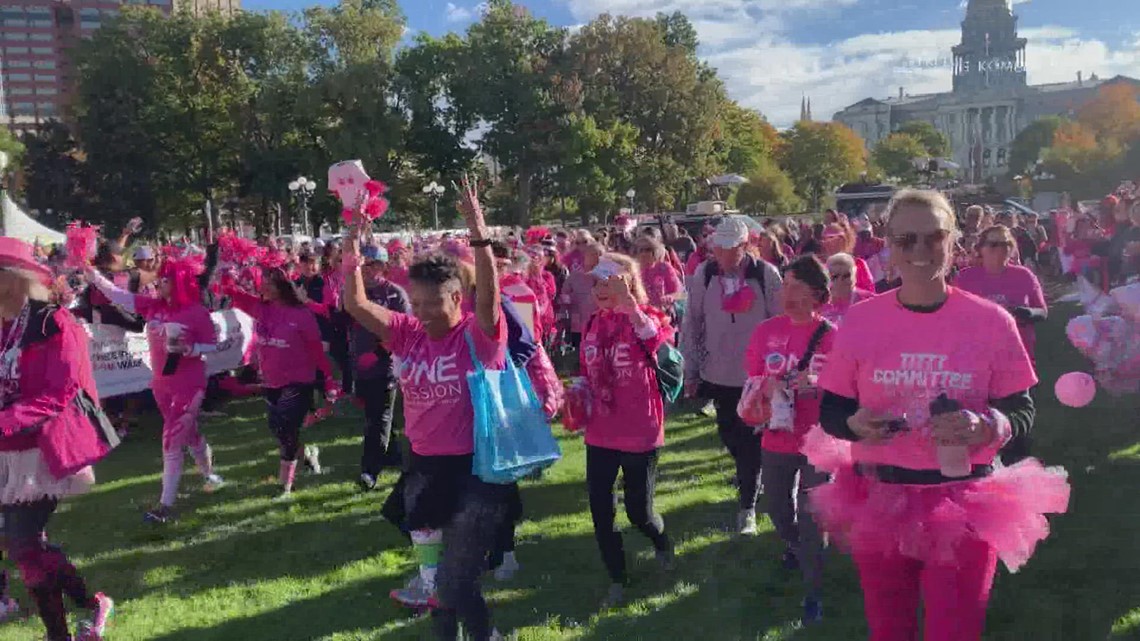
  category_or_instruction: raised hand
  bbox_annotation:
[456,174,487,237]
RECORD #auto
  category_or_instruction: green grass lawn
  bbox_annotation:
[3,300,1140,641]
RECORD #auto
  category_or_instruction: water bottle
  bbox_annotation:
[930,393,971,478]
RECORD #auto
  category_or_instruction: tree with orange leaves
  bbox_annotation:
[1076,83,1140,144]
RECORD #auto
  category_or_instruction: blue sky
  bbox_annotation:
[242,0,1138,127]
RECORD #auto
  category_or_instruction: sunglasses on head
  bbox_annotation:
[984,240,1013,249]
[890,229,951,251]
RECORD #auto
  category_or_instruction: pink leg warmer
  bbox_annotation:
[160,450,184,507]
[279,460,297,491]
[191,441,214,477]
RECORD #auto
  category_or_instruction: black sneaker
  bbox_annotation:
[802,596,823,625]
[144,505,174,524]
[358,473,377,491]
[781,548,799,571]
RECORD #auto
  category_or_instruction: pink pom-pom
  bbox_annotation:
[65,223,99,269]
[1055,372,1097,407]
[356,352,379,371]
[364,197,389,218]
[364,179,385,197]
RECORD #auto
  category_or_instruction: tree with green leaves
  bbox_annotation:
[18,122,83,228]
[871,133,928,182]
[895,120,950,158]
[1007,116,1064,178]
[735,160,802,215]
[566,12,724,212]
[779,121,866,210]
[712,103,779,177]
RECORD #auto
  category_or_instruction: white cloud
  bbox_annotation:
[445,3,473,23]
[557,0,1139,128]
[703,25,1140,128]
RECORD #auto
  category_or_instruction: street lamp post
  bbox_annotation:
[288,177,316,236]
[625,188,636,214]
[422,181,446,230]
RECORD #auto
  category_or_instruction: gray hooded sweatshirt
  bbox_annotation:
[681,256,783,388]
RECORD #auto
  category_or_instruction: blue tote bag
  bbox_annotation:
[465,331,561,484]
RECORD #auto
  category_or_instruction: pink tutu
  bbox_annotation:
[808,458,1070,572]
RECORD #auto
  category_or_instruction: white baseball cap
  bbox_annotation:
[710,218,750,249]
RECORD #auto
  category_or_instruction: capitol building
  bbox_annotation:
[833,0,1139,182]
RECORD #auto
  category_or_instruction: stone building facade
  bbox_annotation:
[834,0,1139,182]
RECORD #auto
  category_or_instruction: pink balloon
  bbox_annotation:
[1055,372,1097,408]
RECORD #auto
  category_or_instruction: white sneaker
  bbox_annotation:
[493,552,520,581]
[303,445,322,475]
[737,509,758,536]
[202,474,225,493]
[0,597,20,623]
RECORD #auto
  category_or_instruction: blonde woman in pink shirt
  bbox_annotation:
[577,252,675,608]
[560,241,603,352]
[813,190,1069,641]
[634,236,683,314]
[820,253,874,327]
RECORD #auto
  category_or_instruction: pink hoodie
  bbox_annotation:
[0,304,112,478]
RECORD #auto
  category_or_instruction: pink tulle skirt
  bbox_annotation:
[802,428,1070,573]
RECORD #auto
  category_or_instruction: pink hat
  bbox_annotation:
[0,237,52,284]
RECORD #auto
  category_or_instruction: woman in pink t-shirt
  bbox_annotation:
[741,255,835,625]
[812,190,1069,641]
[87,255,225,524]
[343,179,511,641]
[223,266,333,499]
[956,225,1048,372]
[635,236,683,313]
[821,253,875,327]
[820,222,876,292]
[577,252,675,608]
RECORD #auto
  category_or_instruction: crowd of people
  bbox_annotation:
[5,178,1139,641]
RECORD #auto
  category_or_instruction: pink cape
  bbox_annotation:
[801,426,1070,573]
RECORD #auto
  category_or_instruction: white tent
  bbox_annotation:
[1,193,65,244]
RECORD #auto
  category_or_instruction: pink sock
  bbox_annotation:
[160,450,184,506]
[279,460,297,490]
[191,442,214,477]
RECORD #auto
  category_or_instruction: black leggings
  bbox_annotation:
[357,375,399,475]
[265,384,313,461]
[431,478,511,641]
[3,499,94,641]
[706,383,763,510]
[586,445,671,584]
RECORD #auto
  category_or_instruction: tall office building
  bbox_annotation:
[1,0,238,130]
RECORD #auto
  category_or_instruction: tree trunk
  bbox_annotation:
[517,167,533,227]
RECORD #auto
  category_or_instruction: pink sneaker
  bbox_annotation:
[75,593,113,641]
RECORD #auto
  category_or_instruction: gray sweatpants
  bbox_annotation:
[761,449,829,598]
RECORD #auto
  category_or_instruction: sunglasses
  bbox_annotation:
[890,229,951,251]
[829,272,852,281]
[984,240,1014,249]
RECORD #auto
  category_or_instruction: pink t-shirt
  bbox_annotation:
[641,261,683,309]
[744,315,835,454]
[580,311,667,453]
[236,298,324,389]
[820,289,875,327]
[387,312,508,457]
[954,265,1046,360]
[136,298,216,388]
[819,287,1037,470]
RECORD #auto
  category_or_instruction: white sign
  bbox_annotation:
[85,309,255,399]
